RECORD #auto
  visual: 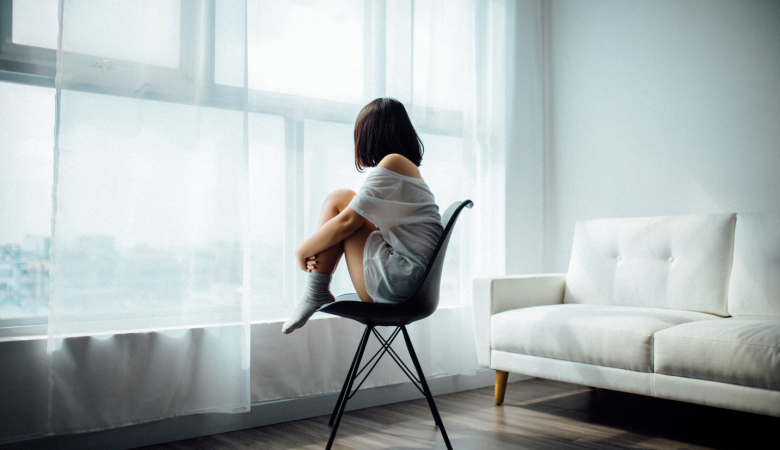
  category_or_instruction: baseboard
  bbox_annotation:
[1,369,529,450]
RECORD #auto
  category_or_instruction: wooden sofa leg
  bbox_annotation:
[495,370,509,405]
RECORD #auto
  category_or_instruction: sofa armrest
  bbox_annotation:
[472,274,567,368]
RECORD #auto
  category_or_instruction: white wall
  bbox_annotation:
[542,0,780,271]
[505,0,547,275]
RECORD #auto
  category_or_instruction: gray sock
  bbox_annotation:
[282,272,335,334]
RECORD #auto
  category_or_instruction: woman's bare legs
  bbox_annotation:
[343,218,376,303]
[282,189,377,333]
[308,189,375,303]
[306,189,351,275]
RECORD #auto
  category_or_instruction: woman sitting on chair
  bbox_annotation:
[282,98,443,334]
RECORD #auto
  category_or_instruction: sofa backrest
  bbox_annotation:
[728,213,780,318]
[564,214,736,316]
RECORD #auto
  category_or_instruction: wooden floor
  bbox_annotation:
[138,378,778,450]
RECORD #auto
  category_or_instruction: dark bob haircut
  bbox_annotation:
[354,98,424,172]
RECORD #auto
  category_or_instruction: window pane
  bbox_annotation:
[245,0,365,103]
[408,0,475,111]
[0,81,55,318]
[61,0,181,68]
[248,113,286,314]
[51,91,246,332]
[56,92,245,249]
[215,0,246,88]
[386,0,413,104]
[11,0,59,50]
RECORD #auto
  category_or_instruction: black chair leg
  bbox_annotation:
[329,325,370,426]
[326,325,371,450]
[401,326,453,450]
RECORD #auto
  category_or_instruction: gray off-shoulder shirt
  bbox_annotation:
[348,167,443,304]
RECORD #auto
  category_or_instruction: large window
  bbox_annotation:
[0,0,472,322]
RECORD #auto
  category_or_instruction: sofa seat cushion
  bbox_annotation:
[655,317,780,390]
[491,304,719,372]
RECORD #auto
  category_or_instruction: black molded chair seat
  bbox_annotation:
[317,293,434,327]
[316,200,473,450]
[316,297,412,326]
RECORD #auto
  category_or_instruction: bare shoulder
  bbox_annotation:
[377,153,422,179]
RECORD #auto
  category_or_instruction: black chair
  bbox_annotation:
[317,200,473,450]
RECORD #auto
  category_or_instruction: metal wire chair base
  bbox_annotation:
[325,325,453,450]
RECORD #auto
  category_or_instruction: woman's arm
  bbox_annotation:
[295,206,367,271]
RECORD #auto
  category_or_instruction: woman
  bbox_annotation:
[282,98,443,334]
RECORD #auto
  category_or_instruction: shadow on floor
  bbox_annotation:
[509,383,777,450]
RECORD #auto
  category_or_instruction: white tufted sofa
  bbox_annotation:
[473,213,780,416]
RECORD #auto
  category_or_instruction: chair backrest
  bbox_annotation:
[396,200,473,323]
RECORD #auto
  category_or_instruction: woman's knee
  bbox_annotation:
[324,189,357,210]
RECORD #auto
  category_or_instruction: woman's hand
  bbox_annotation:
[295,247,318,272]
[305,255,318,273]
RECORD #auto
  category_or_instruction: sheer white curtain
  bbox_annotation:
[242,0,508,401]
[47,0,509,432]
[48,0,250,432]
